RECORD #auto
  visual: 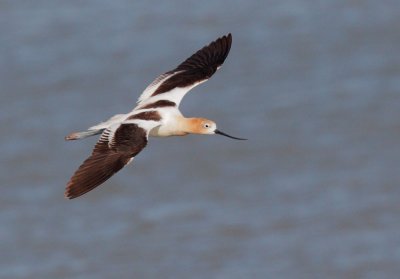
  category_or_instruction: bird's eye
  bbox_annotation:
[204,123,210,128]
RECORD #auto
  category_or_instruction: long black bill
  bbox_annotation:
[215,129,247,140]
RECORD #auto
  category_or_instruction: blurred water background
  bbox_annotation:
[1,0,400,278]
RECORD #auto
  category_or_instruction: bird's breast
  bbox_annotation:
[149,125,187,137]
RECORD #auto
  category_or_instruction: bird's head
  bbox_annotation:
[190,118,247,140]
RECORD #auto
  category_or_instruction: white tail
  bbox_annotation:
[65,129,103,141]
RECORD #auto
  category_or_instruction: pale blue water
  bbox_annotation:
[1,1,400,278]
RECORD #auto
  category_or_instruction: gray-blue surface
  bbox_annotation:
[1,1,400,278]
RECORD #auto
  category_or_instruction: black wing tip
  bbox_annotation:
[150,33,233,97]
[227,33,232,47]
[64,177,105,200]
[64,185,78,199]
[64,189,75,199]
[209,33,232,53]
[211,33,232,60]
[221,33,232,43]
[64,180,87,199]
[218,33,232,44]
[215,33,232,42]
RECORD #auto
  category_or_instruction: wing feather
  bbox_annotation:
[65,123,149,199]
[136,34,232,107]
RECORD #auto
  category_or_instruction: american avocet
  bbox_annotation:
[64,33,245,199]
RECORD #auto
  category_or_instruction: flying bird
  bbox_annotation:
[65,33,245,199]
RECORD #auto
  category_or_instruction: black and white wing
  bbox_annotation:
[65,120,158,199]
[136,33,232,109]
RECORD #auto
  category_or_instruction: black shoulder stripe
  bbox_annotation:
[138,100,176,109]
[127,111,162,121]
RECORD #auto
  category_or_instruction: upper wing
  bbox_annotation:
[65,122,151,199]
[136,33,232,108]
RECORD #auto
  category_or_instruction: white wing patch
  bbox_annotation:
[137,71,182,104]
[97,123,122,148]
[136,79,206,109]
